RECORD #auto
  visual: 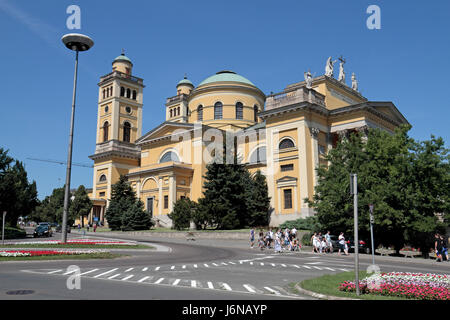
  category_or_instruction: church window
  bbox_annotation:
[103,121,109,142]
[214,102,223,120]
[123,122,131,143]
[132,90,137,100]
[281,164,294,172]
[126,88,131,99]
[177,107,180,116]
[106,87,110,97]
[160,151,180,163]
[103,89,106,99]
[197,105,203,121]
[170,109,173,118]
[279,138,295,150]
[254,105,258,122]
[236,102,243,120]
[99,174,107,183]
[110,86,113,96]
[126,106,132,114]
[120,87,125,97]
[164,195,168,209]
[284,189,293,209]
[105,106,109,113]
[249,146,266,164]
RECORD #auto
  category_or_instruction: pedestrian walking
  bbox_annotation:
[325,231,332,253]
[274,233,282,253]
[93,223,97,232]
[258,229,265,251]
[338,232,348,256]
[440,235,449,262]
[435,233,443,262]
[250,228,255,248]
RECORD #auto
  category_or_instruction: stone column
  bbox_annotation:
[310,127,320,188]
[337,129,349,141]
[168,175,176,213]
[158,177,163,216]
[297,123,310,212]
[357,125,369,141]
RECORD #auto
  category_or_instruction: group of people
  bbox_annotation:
[434,233,449,262]
[250,228,301,253]
[311,231,349,255]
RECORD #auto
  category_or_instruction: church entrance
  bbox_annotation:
[146,197,154,218]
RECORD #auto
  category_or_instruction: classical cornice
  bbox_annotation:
[126,164,194,177]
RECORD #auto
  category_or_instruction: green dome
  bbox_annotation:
[198,70,255,87]
[113,53,132,64]
[177,76,194,87]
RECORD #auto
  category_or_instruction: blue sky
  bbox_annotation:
[0,0,449,199]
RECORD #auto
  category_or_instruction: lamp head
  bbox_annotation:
[62,33,94,52]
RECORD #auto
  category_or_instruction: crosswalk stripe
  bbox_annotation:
[138,276,150,283]
[204,264,209,268]
[260,263,264,266]
[271,263,276,267]
[313,266,322,270]
[221,262,228,266]
[47,269,62,274]
[340,268,349,272]
[108,274,121,279]
[212,263,219,266]
[125,268,134,272]
[63,269,77,275]
[155,267,160,271]
[94,268,118,278]
[191,280,197,288]
[154,278,165,284]
[170,266,175,270]
[122,275,134,281]
[243,284,256,293]
[80,269,99,276]
[281,264,287,267]
[207,282,214,289]
[302,265,311,269]
[228,262,236,265]
[250,262,254,265]
[222,283,232,291]
[324,267,335,271]
[193,264,198,268]
[264,287,281,295]
[293,265,300,269]
[182,265,186,269]
[142,267,148,272]
[172,279,181,286]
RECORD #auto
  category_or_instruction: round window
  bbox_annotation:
[105,106,109,113]
[126,106,132,114]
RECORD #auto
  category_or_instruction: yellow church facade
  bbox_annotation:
[86,54,409,228]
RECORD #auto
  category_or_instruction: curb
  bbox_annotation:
[294,283,359,300]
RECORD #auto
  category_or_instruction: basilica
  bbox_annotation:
[86,53,409,228]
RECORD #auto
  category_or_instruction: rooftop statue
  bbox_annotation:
[325,56,337,77]
[338,56,346,84]
[304,70,313,89]
[351,72,358,91]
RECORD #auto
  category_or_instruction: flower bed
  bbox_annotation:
[3,239,137,246]
[339,272,449,300]
[0,249,107,257]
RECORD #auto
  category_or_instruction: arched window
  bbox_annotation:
[123,122,131,143]
[214,102,223,120]
[254,105,258,122]
[110,86,113,96]
[126,88,131,99]
[132,90,137,100]
[160,151,180,163]
[107,87,110,97]
[103,121,109,142]
[197,105,203,121]
[279,138,295,150]
[170,109,173,118]
[99,174,107,183]
[120,87,125,97]
[103,89,106,99]
[249,146,266,164]
[177,107,180,116]
[236,102,243,120]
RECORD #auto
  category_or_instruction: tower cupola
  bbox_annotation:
[112,51,133,75]
[176,74,194,95]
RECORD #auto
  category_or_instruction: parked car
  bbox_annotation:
[55,224,71,233]
[346,237,371,254]
[33,225,53,238]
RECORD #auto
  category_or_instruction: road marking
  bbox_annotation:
[243,284,256,293]
[155,267,160,271]
[271,263,276,267]
[221,262,228,266]
[207,282,214,289]
[122,275,134,281]
[108,274,121,279]
[222,283,232,291]
[264,287,281,295]
[63,269,77,275]
[142,267,148,272]
[260,262,264,266]
[191,280,197,288]
[302,265,312,269]
[313,266,323,270]
[204,264,209,268]
[305,262,322,265]
[172,279,181,286]
[47,269,62,274]
[170,266,175,270]
[229,262,236,265]
[212,263,219,266]
[182,265,186,269]
[281,264,287,267]
[292,265,300,269]
[324,267,335,271]
[138,276,150,283]
[125,268,134,272]
[154,278,165,284]
[193,264,198,268]
[339,268,349,272]
[80,269,99,276]
[93,268,118,278]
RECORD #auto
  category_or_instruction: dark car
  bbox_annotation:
[55,224,71,233]
[33,225,53,238]
[346,237,371,254]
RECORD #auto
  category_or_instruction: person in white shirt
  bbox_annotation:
[338,232,348,255]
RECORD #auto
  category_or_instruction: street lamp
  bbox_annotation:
[60,33,94,243]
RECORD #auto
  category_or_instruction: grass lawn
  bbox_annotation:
[297,271,412,300]
[0,252,124,261]
[0,243,153,249]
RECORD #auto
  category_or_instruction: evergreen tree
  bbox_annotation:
[70,185,92,227]
[106,175,153,231]
[246,170,271,227]
[168,198,197,230]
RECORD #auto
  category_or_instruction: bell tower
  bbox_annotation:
[89,52,145,222]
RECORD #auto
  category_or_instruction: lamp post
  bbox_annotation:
[350,173,360,296]
[60,33,94,243]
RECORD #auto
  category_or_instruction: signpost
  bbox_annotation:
[369,204,376,266]
[350,174,360,296]
[2,211,6,245]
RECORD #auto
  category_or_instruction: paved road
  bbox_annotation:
[1,232,449,300]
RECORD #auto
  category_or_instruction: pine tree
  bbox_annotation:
[122,200,152,231]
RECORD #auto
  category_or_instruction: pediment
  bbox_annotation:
[276,175,298,183]
[370,102,409,125]
[136,122,194,145]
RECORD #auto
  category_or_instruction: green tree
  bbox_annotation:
[31,187,65,224]
[70,185,92,227]
[168,198,197,230]
[0,149,38,226]
[105,175,153,231]
[245,170,271,227]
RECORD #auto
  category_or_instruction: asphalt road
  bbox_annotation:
[0,232,449,301]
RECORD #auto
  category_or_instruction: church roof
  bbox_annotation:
[113,53,132,64]
[198,70,255,87]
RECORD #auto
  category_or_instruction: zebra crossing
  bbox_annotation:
[24,267,298,297]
